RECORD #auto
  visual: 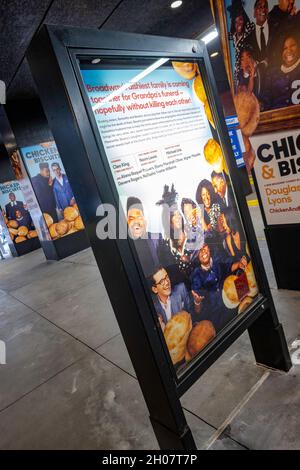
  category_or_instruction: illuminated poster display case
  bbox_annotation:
[27,26,291,450]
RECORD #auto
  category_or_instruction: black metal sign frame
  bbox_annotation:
[27,25,291,449]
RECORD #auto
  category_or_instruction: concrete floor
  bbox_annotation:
[0,205,299,450]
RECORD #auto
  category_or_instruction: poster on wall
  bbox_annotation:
[20,141,85,240]
[80,58,259,374]
[214,0,300,171]
[0,209,12,259]
[252,128,300,224]
[0,180,38,245]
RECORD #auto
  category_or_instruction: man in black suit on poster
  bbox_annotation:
[245,0,275,64]
[127,197,163,278]
[31,162,58,223]
[211,171,235,212]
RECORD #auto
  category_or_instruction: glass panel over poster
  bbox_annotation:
[20,142,85,240]
[79,57,260,375]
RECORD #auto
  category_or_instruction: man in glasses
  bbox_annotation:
[150,266,202,331]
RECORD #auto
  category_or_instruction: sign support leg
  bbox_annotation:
[248,306,291,372]
[150,416,197,450]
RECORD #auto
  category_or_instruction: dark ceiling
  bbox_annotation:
[0,0,214,102]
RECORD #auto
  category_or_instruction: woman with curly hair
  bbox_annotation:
[227,0,255,90]
[195,179,222,234]
[156,184,198,287]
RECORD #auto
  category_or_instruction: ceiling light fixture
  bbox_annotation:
[171,1,182,8]
[201,28,218,44]
[210,51,219,57]
[91,58,101,64]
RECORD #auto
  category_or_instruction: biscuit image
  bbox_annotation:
[49,223,58,239]
[55,220,69,236]
[238,296,254,314]
[172,61,198,80]
[27,230,38,239]
[233,91,260,137]
[245,262,259,297]
[63,206,79,222]
[15,236,27,243]
[8,227,18,237]
[164,311,192,365]
[43,213,53,228]
[204,138,225,173]
[18,226,29,237]
[74,216,84,231]
[187,320,216,359]
[193,74,207,103]
[204,99,215,128]
[8,220,18,229]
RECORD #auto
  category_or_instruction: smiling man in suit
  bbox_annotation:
[246,0,274,64]
[5,192,24,220]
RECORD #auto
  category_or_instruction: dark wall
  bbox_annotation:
[0,142,15,183]
[5,98,53,147]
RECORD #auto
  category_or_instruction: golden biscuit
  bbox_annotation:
[193,74,207,103]
[15,236,27,243]
[233,91,260,137]
[187,320,216,358]
[204,138,225,172]
[43,213,53,228]
[8,220,18,229]
[27,230,38,239]
[164,311,192,365]
[223,274,239,306]
[63,206,79,222]
[238,296,254,314]
[18,226,28,237]
[56,220,69,236]
[172,61,197,80]
[8,227,18,236]
[74,216,84,231]
[204,99,215,128]
[49,223,58,239]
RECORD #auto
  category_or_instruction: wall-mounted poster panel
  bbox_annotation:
[80,58,260,374]
[21,141,85,240]
[252,128,300,225]
[0,180,38,245]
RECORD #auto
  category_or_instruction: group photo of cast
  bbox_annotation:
[226,0,300,111]
[30,160,85,239]
[126,169,259,371]
[0,190,38,244]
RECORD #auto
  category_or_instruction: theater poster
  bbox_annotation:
[80,58,259,374]
[20,142,85,240]
[251,128,300,224]
[0,180,38,245]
